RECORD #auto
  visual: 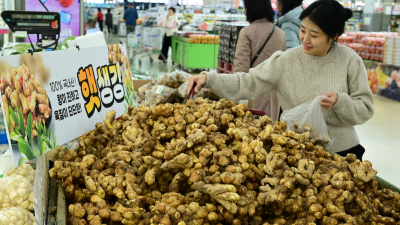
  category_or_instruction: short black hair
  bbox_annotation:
[129,3,134,7]
[300,0,353,40]
[168,7,176,14]
[98,8,101,11]
[107,9,111,13]
[278,0,303,16]
[243,0,275,23]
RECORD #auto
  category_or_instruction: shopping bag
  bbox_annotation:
[281,95,333,148]
[127,32,138,48]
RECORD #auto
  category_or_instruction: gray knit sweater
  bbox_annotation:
[205,43,374,153]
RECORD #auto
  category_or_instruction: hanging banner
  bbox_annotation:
[25,0,81,42]
[0,44,135,165]
[364,60,400,102]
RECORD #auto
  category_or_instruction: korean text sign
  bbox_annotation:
[0,44,131,163]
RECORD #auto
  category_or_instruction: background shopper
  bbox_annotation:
[188,0,374,160]
[233,0,286,121]
[159,7,180,62]
[105,9,113,36]
[276,0,303,49]
[97,8,104,32]
[124,3,139,34]
[276,0,303,118]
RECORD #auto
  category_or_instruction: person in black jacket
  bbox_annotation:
[105,9,113,36]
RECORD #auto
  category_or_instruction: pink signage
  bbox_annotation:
[25,0,80,43]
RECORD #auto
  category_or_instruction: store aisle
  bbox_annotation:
[356,96,400,188]
[106,33,177,74]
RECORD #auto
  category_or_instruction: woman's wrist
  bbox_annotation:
[201,73,208,83]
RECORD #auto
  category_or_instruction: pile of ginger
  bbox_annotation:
[49,98,400,225]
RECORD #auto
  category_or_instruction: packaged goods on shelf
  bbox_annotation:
[176,31,208,38]
[384,36,400,66]
[187,34,220,44]
[218,23,247,63]
[338,32,395,62]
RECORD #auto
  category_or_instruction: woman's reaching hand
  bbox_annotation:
[187,73,207,96]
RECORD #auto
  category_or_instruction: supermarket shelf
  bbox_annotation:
[203,18,245,21]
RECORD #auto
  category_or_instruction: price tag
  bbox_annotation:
[156,86,164,94]
[203,8,210,14]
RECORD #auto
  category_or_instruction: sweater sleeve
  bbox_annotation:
[331,55,374,126]
[281,23,300,50]
[233,29,251,73]
[204,51,284,101]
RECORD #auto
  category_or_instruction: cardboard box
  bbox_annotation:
[133,80,152,92]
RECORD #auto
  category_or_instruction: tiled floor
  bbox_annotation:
[355,96,400,187]
[109,33,400,188]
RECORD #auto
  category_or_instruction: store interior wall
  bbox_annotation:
[363,0,390,31]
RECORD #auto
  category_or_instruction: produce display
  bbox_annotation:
[186,35,220,44]
[338,32,398,62]
[137,71,220,107]
[0,175,34,210]
[384,36,400,66]
[0,63,51,137]
[178,31,209,38]
[0,206,36,225]
[48,98,400,225]
[3,164,35,185]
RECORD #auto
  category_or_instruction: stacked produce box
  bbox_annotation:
[228,26,243,63]
[218,24,232,63]
[218,24,246,64]
[384,36,400,66]
[186,35,220,44]
[338,32,397,62]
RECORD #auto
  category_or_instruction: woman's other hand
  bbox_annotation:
[187,73,207,96]
[320,92,338,109]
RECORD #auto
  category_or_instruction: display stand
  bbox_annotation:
[172,35,219,72]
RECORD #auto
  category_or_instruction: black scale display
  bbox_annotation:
[1,11,61,51]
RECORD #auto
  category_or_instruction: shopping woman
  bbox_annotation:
[105,9,113,36]
[276,0,303,50]
[97,8,104,32]
[158,7,180,62]
[233,0,286,121]
[187,0,374,160]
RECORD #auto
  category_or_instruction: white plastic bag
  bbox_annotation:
[127,32,138,48]
[0,206,36,225]
[157,70,190,88]
[281,96,332,148]
[3,164,35,185]
[0,175,34,210]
